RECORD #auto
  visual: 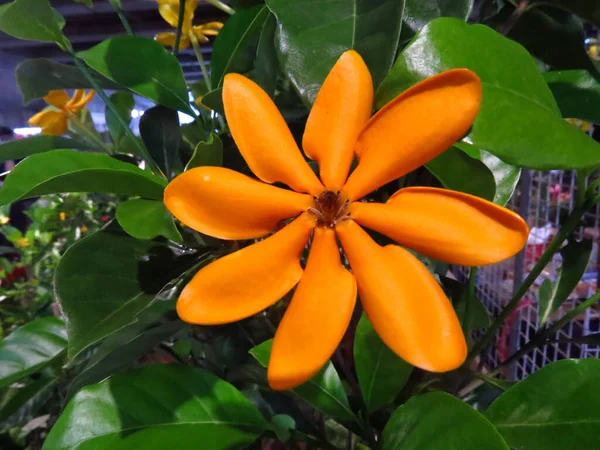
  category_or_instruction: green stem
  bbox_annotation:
[108,0,134,36]
[70,55,164,177]
[68,113,114,154]
[173,0,186,56]
[189,32,212,91]
[575,171,588,208]
[203,0,235,15]
[467,206,585,360]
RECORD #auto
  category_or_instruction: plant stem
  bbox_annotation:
[108,0,135,36]
[68,113,114,154]
[173,0,186,56]
[575,171,588,208]
[499,0,530,36]
[70,55,164,177]
[468,206,585,360]
[203,0,235,15]
[189,32,212,91]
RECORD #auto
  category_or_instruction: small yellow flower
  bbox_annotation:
[59,212,67,221]
[0,216,9,225]
[15,237,30,248]
[31,278,40,286]
[80,225,89,233]
[28,90,95,136]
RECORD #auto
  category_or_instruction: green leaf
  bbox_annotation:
[0,0,65,43]
[426,147,496,201]
[44,365,267,450]
[15,59,121,103]
[254,13,278,96]
[211,5,270,88]
[538,239,593,325]
[0,376,56,425]
[201,88,225,115]
[445,278,491,332]
[0,317,67,389]
[354,314,412,414]
[250,340,355,421]
[139,105,181,177]
[265,0,405,104]
[403,0,473,34]
[185,134,223,170]
[106,92,134,146]
[0,135,95,163]
[116,199,182,242]
[382,392,509,449]
[533,0,600,28]
[270,414,295,441]
[0,150,166,206]
[375,18,600,170]
[78,36,193,114]
[486,359,600,450]
[480,151,521,205]
[54,229,196,358]
[544,70,600,124]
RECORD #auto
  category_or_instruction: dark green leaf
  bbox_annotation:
[486,359,600,450]
[15,59,121,104]
[254,13,278,96]
[539,239,593,325]
[0,150,167,206]
[0,135,95,163]
[211,5,270,88]
[0,0,64,43]
[201,88,225,115]
[0,317,67,388]
[480,150,521,205]
[266,0,405,104]
[270,414,295,440]
[354,314,412,414]
[185,133,223,170]
[0,376,56,424]
[189,80,209,100]
[533,0,600,28]
[44,365,267,450]
[55,229,196,358]
[116,199,182,242]
[376,18,600,170]
[382,392,509,449]
[445,278,491,331]
[139,105,181,177]
[426,147,496,201]
[250,340,355,421]
[78,36,193,114]
[106,92,134,146]
[544,70,600,124]
[404,0,473,34]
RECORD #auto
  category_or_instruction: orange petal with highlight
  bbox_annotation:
[43,90,69,110]
[337,220,466,372]
[177,213,315,325]
[165,167,312,240]
[28,110,68,136]
[269,227,356,390]
[352,187,529,266]
[67,90,95,112]
[223,74,323,195]
[343,69,482,200]
[303,50,373,190]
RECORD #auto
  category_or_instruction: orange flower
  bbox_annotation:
[164,51,529,390]
[28,90,95,136]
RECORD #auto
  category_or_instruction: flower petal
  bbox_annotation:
[28,110,67,136]
[352,187,528,266]
[303,50,373,190]
[223,74,323,195]
[177,213,315,325]
[165,166,312,240]
[343,69,482,200]
[43,90,69,110]
[155,32,190,49]
[67,90,95,111]
[269,227,356,390]
[337,220,466,372]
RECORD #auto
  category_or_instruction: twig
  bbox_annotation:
[108,0,135,36]
[173,0,187,56]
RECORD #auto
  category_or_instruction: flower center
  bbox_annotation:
[309,190,350,228]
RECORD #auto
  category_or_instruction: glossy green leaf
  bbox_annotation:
[480,150,521,205]
[201,88,225,115]
[0,0,65,43]
[270,414,295,441]
[534,0,600,28]
[0,317,67,389]
[139,105,181,177]
[376,18,600,170]
[382,392,509,449]
[44,365,267,450]
[185,133,223,170]
[426,147,496,201]
[404,0,473,34]
[211,5,269,88]
[354,314,412,414]
[486,359,600,450]
[0,150,166,206]
[544,70,600,124]
[0,376,56,425]
[266,0,405,104]
[55,229,196,358]
[539,239,593,325]
[116,199,182,242]
[15,59,121,103]
[106,92,134,146]
[254,13,278,96]
[0,135,95,163]
[250,340,355,421]
[78,36,193,114]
